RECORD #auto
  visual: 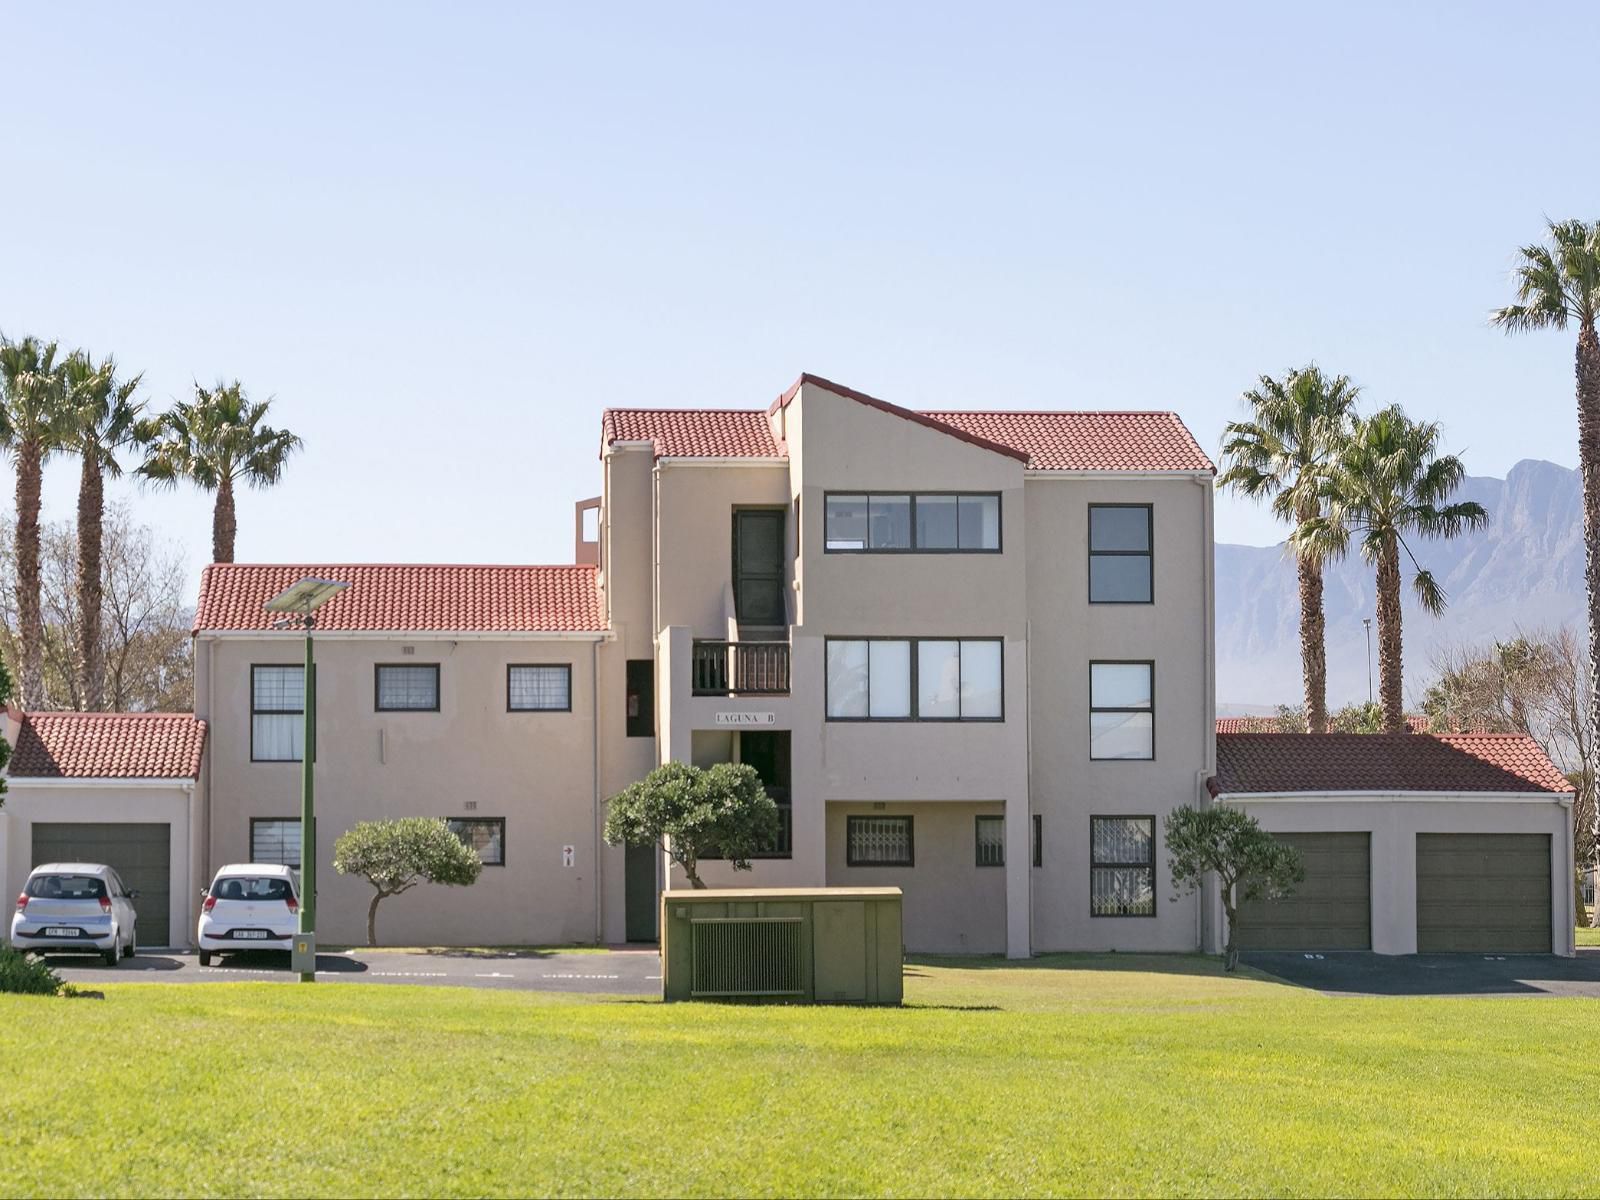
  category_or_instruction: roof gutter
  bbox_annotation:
[1216,789,1573,806]
[1023,470,1215,480]
[655,457,787,468]
[6,776,198,790]
[194,630,613,643]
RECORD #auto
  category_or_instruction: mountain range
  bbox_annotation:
[1216,459,1586,711]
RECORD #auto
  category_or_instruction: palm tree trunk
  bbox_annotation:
[14,438,45,709]
[76,446,105,710]
[1575,322,1600,862]
[1376,530,1406,733]
[1297,549,1329,734]
[212,474,237,564]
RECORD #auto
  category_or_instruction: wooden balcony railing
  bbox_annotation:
[691,639,791,696]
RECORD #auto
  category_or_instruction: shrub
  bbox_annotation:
[603,761,779,888]
[0,944,63,995]
[333,817,484,945]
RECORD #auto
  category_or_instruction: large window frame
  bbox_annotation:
[250,817,302,868]
[374,663,441,713]
[846,815,915,867]
[825,636,1005,722]
[506,664,573,713]
[1089,659,1155,760]
[1090,815,1156,918]
[824,491,1003,554]
[251,664,306,763]
[1088,503,1154,604]
[445,817,506,867]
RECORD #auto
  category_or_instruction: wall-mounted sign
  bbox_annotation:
[562,845,575,867]
[714,712,777,727]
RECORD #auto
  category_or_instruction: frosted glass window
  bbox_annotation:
[826,640,870,718]
[917,641,961,717]
[868,640,912,718]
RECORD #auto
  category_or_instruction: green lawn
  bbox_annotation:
[1577,924,1600,946]
[3,955,1596,1198]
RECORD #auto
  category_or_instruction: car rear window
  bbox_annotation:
[212,877,293,902]
[27,875,107,900]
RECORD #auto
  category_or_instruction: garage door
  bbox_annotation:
[32,823,170,947]
[1417,833,1551,953]
[1234,832,1371,951]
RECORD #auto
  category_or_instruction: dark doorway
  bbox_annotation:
[741,730,792,858]
[624,842,658,943]
[625,659,654,738]
[732,508,786,626]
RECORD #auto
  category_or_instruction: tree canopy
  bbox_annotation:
[603,761,779,889]
[333,817,484,945]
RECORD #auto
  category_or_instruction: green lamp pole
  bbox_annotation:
[266,578,348,984]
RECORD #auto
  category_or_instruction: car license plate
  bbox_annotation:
[44,927,77,937]
[235,930,269,940]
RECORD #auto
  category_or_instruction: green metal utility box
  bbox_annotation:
[661,887,903,1004]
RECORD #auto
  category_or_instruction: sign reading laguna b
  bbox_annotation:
[713,712,777,727]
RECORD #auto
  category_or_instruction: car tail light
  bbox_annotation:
[15,892,26,913]
[285,894,298,915]
[202,894,217,914]
[99,895,111,914]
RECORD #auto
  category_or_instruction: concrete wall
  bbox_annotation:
[1227,795,1576,956]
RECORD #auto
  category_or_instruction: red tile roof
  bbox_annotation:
[1216,715,1431,734]
[194,564,605,633]
[602,374,1214,472]
[8,710,207,779]
[1210,733,1574,797]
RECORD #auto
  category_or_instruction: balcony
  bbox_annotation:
[691,639,791,696]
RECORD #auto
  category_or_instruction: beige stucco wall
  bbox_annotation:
[197,634,606,947]
[0,780,200,948]
[1226,795,1576,956]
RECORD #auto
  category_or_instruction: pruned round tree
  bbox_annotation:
[603,761,779,889]
[1166,805,1304,972]
[332,817,483,945]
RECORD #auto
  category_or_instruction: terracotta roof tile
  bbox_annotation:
[1210,733,1573,796]
[1216,715,1430,734]
[602,409,780,459]
[8,711,207,779]
[194,564,605,633]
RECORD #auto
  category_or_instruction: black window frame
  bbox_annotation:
[250,817,303,869]
[626,659,655,738]
[1033,813,1043,868]
[445,817,506,867]
[846,815,915,867]
[1088,503,1154,604]
[506,663,573,713]
[823,491,1003,554]
[374,663,441,713]
[824,636,1005,723]
[1089,659,1156,761]
[250,664,307,763]
[1090,814,1157,918]
[975,815,1005,867]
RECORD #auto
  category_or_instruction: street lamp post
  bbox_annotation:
[265,578,349,983]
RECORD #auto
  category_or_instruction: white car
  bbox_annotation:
[197,864,300,966]
[10,863,138,966]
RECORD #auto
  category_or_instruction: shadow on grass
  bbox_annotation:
[907,951,1254,979]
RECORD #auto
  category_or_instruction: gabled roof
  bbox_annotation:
[1216,715,1431,734]
[601,373,1215,472]
[1210,733,1574,797]
[8,711,207,780]
[194,564,605,634]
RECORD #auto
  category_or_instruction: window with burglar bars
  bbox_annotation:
[846,815,914,866]
[251,818,302,868]
[975,816,1005,867]
[252,665,305,762]
[508,664,571,711]
[376,664,439,711]
[446,818,505,866]
[1090,816,1155,916]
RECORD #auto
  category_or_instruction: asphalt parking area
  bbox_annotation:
[1243,948,1600,996]
[30,947,662,994]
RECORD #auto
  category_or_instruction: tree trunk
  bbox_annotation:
[1222,894,1239,972]
[367,891,383,946]
[1297,538,1328,734]
[212,475,237,564]
[1376,530,1406,733]
[1576,323,1600,917]
[76,446,105,710]
[14,439,44,709]
[683,858,707,889]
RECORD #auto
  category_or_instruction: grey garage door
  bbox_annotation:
[1234,832,1371,951]
[32,823,170,947]
[1416,832,1551,954]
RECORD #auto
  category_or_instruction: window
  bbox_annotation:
[1090,661,1154,759]
[251,818,302,868]
[825,493,1001,552]
[1091,816,1155,916]
[626,659,654,737]
[252,665,305,762]
[508,664,571,712]
[975,816,1005,867]
[446,818,505,867]
[1089,504,1152,603]
[1033,814,1043,868]
[826,638,1004,721]
[847,815,914,866]
[375,664,439,711]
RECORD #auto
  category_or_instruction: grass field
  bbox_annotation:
[3,955,1596,1198]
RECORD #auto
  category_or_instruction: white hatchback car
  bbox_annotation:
[10,863,138,966]
[197,864,300,966]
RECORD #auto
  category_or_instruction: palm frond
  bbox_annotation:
[1411,568,1447,616]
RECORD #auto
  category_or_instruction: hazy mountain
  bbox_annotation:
[1216,459,1585,710]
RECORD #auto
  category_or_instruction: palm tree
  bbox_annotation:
[138,381,302,563]
[0,335,67,709]
[1217,366,1359,733]
[1298,406,1488,733]
[60,351,144,710]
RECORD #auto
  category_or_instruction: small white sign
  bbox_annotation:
[714,712,777,727]
[562,845,575,868]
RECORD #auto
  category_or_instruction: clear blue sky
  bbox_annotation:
[3,2,1596,595]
